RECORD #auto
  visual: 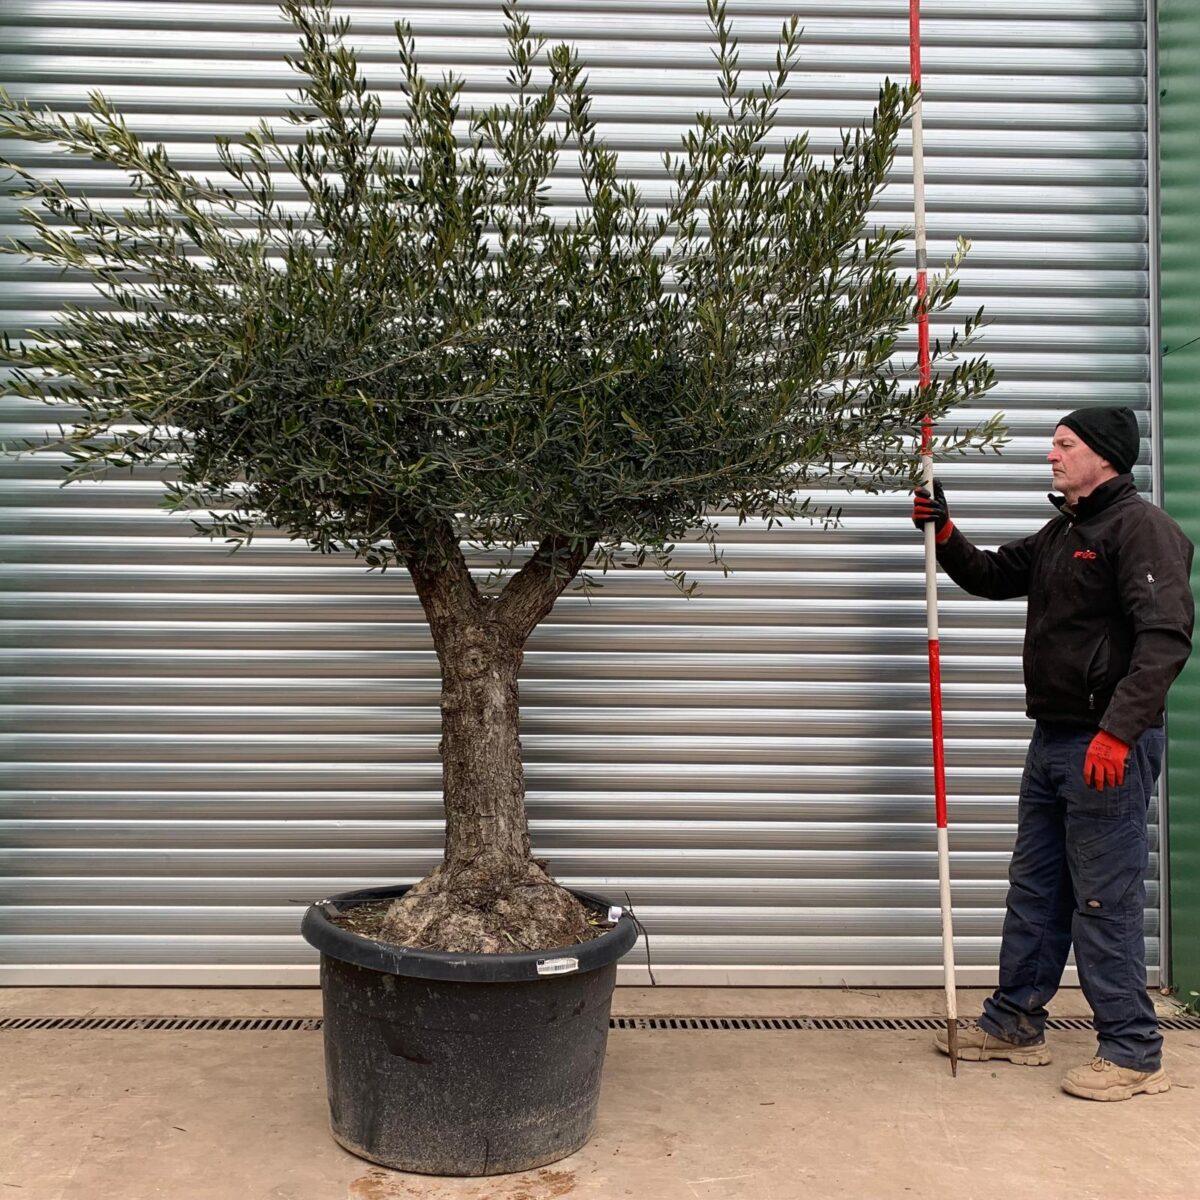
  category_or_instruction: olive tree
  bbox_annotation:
[0,1,998,953]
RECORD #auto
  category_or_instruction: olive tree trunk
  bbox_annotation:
[379,523,596,953]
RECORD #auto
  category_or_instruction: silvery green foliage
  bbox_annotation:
[1,1,998,591]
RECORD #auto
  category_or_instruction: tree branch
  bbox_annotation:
[495,534,595,643]
[401,520,483,640]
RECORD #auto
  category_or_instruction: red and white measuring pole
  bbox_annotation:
[909,0,959,1075]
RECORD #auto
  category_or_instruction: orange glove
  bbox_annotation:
[1083,731,1130,790]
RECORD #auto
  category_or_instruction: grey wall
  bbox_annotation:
[0,1,1155,984]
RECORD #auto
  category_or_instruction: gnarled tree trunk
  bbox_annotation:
[379,523,596,953]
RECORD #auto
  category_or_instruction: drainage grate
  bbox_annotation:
[612,1016,946,1031]
[611,1015,1200,1032]
[0,1016,323,1032]
[3,1014,1200,1033]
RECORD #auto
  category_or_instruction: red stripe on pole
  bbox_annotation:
[909,0,922,87]
[927,638,948,828]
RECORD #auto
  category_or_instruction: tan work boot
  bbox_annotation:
[934,1019,1052,1065]
[1061,1056,1170,1101]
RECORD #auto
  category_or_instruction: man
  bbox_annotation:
[912,406,1194,1101]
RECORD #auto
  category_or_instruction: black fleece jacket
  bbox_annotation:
[935,474,1195,744]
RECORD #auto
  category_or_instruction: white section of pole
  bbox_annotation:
[937,825,958,1020]
[911,94,928,272]
[923,454,939,640]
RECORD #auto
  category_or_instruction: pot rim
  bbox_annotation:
[301,883,640,982]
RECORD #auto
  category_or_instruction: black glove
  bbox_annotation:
[911,479,953,541]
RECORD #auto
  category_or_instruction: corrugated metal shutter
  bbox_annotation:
[0,1,1156,984]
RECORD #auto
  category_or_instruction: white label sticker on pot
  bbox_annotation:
[607,906,623,923]
[536,956,580,976]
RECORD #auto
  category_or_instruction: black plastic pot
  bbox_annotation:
[301,884,639,1176]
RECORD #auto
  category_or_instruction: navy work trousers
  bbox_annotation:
[978,721,1165,1071]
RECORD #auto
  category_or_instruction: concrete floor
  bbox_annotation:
[2,987,1198,1200]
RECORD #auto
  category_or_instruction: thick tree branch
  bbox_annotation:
[400,520,483,644]
[495,534,595,643]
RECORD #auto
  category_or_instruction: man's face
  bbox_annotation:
[1047,424,1115,502]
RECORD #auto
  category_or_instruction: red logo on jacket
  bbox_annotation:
[1073,549,1098,560]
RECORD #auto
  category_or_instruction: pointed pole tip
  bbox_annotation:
[946,1018,959,1077]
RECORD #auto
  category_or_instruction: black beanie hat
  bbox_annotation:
[1057,406,1139,474]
